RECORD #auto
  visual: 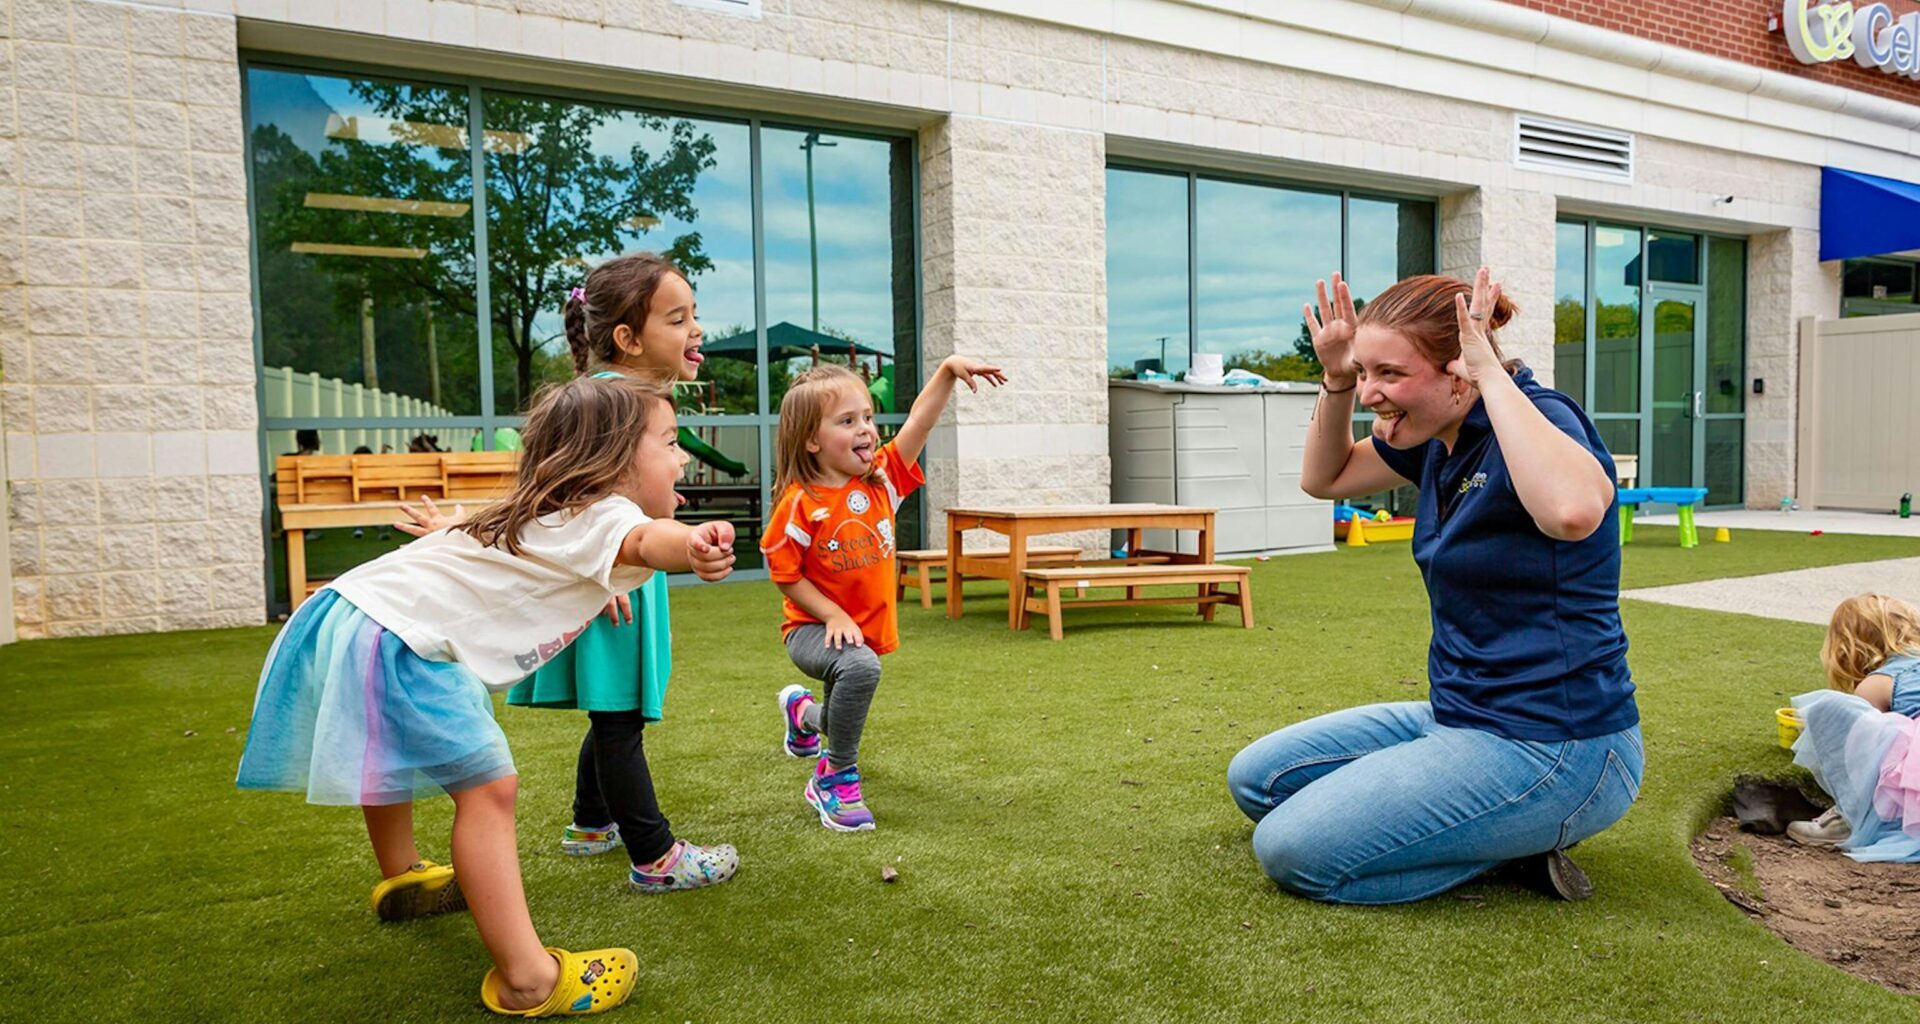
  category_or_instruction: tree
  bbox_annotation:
[258,83,721,411]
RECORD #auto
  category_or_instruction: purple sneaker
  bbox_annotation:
[805,757,875,832]
[779,684,821,758]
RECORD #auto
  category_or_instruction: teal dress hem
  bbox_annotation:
[506,569,671,719]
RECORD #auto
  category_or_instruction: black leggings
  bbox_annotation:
[572,710,676,865]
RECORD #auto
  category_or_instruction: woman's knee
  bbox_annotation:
[1226,744,1279,820]
[1250,815,1340,900]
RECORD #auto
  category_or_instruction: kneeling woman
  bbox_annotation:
[1226,268,1643,904]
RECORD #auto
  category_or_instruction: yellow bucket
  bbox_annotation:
[1776,707,1803,750]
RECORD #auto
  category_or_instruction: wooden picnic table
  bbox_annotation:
[943,504,1217,629]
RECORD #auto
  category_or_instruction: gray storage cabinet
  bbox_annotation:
[1108,379,1332,557]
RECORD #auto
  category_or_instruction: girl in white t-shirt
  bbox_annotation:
[237,375,733,1018]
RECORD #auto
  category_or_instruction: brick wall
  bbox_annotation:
[1501,0,1920,106]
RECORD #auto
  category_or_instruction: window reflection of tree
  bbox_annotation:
[255,79,723,413]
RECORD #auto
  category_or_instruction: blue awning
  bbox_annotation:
[1821,167,1920,262]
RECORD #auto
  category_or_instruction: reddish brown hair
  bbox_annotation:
[1357,274,1523,375]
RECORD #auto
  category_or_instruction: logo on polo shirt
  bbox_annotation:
[1457,472,1489,495]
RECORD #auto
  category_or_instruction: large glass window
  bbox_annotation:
[1106,165,1435,383]
[1554,221,1588,407]
[1842,257,1919,317]
[246,64,918,601]
[1104,169,1190,378]
[1592,225,1642,414]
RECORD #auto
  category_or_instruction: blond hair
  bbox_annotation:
[457,375,674,556]
[1821,593,1920,691]
[773,364,877,497]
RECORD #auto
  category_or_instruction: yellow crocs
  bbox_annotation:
[369,860,466,922]
[481,947,637,1017]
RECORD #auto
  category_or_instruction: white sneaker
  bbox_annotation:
[1786,807,1851,847]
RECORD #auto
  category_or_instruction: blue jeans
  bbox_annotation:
[1226,702,1643,905]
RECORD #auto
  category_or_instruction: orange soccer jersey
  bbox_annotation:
[759,441,924,655]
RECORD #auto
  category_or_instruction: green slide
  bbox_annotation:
[678,427,749,478]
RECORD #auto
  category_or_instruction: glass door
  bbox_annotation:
[1647,286,1704,489]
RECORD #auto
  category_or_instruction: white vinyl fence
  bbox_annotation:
[262,366,475,457]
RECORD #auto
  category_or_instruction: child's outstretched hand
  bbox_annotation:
[394,494,466,537]
[687,520,736,582]
[942,355,1008,393]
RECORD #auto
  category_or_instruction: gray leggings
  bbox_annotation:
[785,624,882,770]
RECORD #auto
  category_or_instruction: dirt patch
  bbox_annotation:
[1692,816,1920,993]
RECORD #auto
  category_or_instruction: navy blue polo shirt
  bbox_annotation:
[1369,367,1637,742]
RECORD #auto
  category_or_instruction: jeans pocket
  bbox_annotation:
[1556,751,1638,850]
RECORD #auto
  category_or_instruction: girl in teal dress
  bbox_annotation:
[404,253,736,893]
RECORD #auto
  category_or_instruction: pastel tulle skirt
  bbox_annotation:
[1792,689,1920,863]
[236,589,516,806]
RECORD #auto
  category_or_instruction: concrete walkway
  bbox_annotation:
[1622,556,1920,625]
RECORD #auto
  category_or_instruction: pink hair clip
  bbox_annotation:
[568,286,586,304]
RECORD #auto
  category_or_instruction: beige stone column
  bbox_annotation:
[1438,184,1559,384]
[919,115,1109,555]
[2,0,262,638]
[1746,227,1839,509]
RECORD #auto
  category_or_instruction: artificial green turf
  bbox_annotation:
[3,529,1920,1023]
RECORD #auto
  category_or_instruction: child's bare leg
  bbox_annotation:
[362,802,422,878]
[450,776,558,1012]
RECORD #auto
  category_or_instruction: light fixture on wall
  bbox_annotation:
[1712,195,1735,205]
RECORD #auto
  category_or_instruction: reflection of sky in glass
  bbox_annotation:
[515,109,754,364]
[249,71,469,181]
[762,128,899,360]
[1556,222,1586,309]
[1594,225,1641,339]
[1346,199,1404,302]
[1195,180,1339,361]
[1105,168,1188,374]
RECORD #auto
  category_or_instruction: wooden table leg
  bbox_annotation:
[918,563,934,609]
[1197,514,1217,619]
[1046,580,1064,640]
[1005,523,1029,631]
[287,528,308,612]
[1127,528,1143,601]
[1238,576,1254,628]
[946,516,964,619]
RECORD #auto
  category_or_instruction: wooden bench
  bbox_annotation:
[1018,564,1253,640]
[897,545,1084,608]
[275,452,519,608]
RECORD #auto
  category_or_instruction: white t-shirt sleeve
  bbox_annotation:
[518,495,655,591]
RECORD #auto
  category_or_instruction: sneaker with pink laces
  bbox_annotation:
[779,684,821,758]
[805,755,875,832]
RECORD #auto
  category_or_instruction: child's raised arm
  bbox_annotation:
[888,355,1007,466]
[619,519,736,581]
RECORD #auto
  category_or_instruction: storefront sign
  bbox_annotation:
[1784,0,1920,78]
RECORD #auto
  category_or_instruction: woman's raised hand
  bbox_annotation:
[1304,273,1359,387]
[1446,266,1506,389]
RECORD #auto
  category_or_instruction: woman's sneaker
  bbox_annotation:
[805,757,875,832]
[561,823,621,857]
[1787,807,1852,847]
[779,684,821,758]
[629,839,740,893]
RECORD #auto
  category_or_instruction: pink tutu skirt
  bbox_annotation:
[1791,689,1920,863]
